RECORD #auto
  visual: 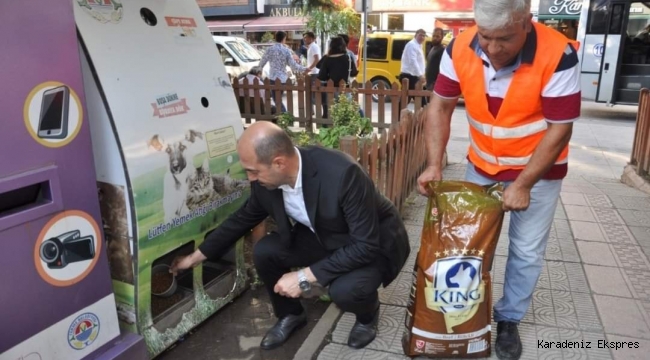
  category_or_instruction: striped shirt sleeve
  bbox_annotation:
[541,44,581,122]
[433,39,462,98]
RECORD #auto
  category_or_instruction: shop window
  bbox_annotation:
[366,38,388,60]
[388,14,404,30]
[368,14,380,30]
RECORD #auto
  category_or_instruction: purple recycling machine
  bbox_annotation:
[0,1,147,359]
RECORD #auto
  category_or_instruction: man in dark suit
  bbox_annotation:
[425,27,445,91]
[171,121,410,350]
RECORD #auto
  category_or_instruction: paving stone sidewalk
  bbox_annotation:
[315,103,650,360]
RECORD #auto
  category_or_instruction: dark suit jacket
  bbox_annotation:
[425,45,445,90]
[198,146,410,287]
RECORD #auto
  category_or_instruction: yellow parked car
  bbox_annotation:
[356,30,452,102]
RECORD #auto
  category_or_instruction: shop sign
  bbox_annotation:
[539,0,583,16]
[264,5,304,17]
[371,0,473,12]
[630,4,650,15]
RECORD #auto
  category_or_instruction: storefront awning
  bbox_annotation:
[206,19,250,32]
[206,17,306,32]
[243,17,306,32]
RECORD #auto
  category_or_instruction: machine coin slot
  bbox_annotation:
[0,166,62,232]
[605,63,610,71]
[0,181,50,216]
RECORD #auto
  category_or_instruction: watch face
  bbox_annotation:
[299,281,311,292]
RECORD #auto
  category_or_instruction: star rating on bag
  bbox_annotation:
[433,248,485,258]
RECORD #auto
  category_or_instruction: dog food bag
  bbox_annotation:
[403,180,505,358]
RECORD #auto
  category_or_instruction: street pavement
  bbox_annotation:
[312,101,650,360]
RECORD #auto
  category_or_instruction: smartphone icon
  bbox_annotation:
[37,85,70,139]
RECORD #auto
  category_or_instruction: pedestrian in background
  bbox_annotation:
[259,31,307,113]
[317,37,359,119]
[399,29,427,106]
[425,27,445,91]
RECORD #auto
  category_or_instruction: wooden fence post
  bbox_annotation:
[339,136,359,160]
[400,77,409,111]
[305,76,313,133]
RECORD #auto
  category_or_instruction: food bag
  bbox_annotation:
[403,180,505,358]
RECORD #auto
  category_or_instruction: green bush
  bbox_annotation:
[275,93,371,149]
[318,93,372,149]
[276,113,318,147]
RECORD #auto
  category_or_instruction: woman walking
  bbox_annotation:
[317,37,359,119]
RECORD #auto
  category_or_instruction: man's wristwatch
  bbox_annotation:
[298,269,311,292]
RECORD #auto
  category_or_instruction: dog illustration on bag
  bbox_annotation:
[424,256,485,333]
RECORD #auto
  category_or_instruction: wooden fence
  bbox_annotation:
[631,88,650,177]
[232,76,431,130]
[338,107,428,213]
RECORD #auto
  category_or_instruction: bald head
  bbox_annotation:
[238,121,295,165]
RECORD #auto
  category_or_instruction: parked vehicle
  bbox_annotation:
[213,36,296,84]
[356,30,452,102]
[576,0,650,105]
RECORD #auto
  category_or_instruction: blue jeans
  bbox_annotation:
[464,163,562,323]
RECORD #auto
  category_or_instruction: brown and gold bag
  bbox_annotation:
[403,181,504,358]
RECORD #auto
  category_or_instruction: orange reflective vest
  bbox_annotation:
[452,23,572,176]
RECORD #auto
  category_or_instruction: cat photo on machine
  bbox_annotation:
[148,129,248,223]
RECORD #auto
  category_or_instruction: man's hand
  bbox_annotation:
[274,271,302,298]
[417,165,442,195]
[503,182,531,211]
[170,250,206,276]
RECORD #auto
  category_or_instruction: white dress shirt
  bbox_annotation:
[279,148,313,232]
[307,42,321,75]
[401,38,425,77]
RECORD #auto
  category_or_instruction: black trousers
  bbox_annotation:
[399,72,428,106]
[253,225,384,319]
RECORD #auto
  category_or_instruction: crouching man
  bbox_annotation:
[171,121,410,350]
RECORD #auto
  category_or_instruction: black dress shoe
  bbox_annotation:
[260,312,307,350]
[495,321,522,360]
[348,306,379,349]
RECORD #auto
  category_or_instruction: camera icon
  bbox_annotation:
[39,230,95,269]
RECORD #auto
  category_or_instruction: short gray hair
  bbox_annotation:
[474,0,531,31]
[253,127,295,165]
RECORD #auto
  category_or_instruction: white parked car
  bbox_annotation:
[212,36,296,84]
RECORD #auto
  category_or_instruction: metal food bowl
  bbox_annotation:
[151,264,177,298]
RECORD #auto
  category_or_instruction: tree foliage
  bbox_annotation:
[294,0,361,37]
[261,31,275,43]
